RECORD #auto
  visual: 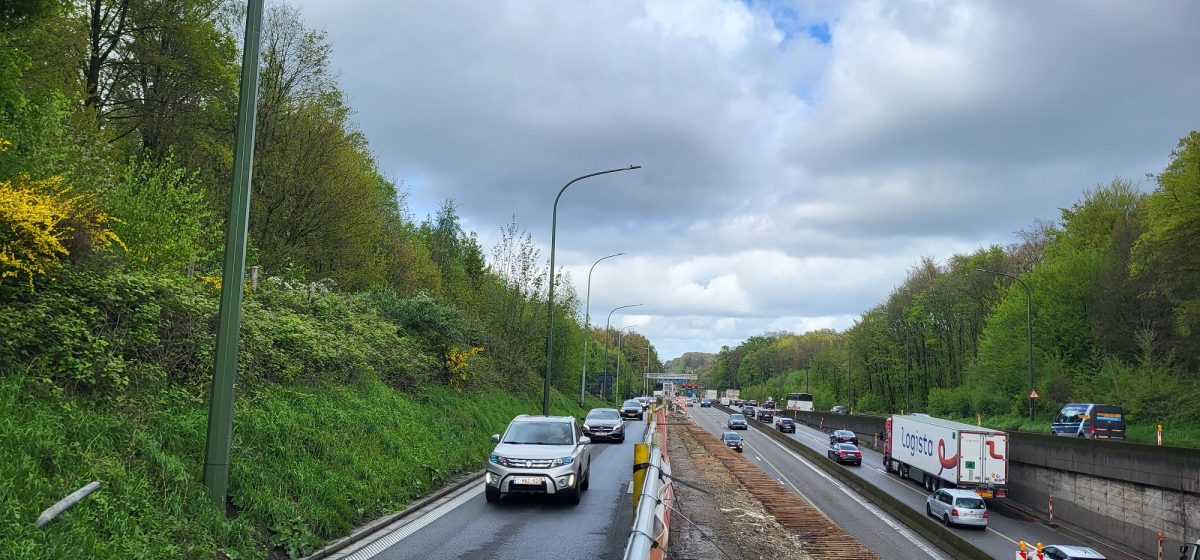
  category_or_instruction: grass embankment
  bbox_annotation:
[0,373,602,559]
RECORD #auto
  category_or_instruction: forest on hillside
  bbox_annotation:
[0,0,661,399]
[703,133,1200,440]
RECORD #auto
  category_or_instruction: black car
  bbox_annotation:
[582,408,626,442]
[757,409,774,423]
[775,418,796,433]
[728,413,748,430]
[722,431,744,453]
[620,400,644,420]
[741,406,756,418]
[828,443,862,465]
[830,429,858,445]
[700,399,712,407]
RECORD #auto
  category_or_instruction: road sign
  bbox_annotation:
[1029,389,1040,399]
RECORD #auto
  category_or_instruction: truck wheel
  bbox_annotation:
[485,485,500,503]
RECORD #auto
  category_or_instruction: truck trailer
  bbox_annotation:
[703,389,718,401]
[883,414,1009,499]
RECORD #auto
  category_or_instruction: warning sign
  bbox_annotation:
[1029,389,1040,399]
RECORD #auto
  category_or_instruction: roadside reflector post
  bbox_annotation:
[632,443,650,515]
[1048,494,1054,526]
[977,412,983,426]
[1158,531,1165,559]
[1018,540,1027,560]
[1157,423,1163,446]
[1037,542,1044,560]
[819,418,824,431]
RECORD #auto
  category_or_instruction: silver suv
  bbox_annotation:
[486,415,591,504]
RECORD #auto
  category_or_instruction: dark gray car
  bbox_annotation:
[582,408,625,443]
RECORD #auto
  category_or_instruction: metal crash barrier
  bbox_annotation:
[624,406,673,560]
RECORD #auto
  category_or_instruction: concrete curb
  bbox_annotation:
[302,470,484,560]
[716,405,992,560]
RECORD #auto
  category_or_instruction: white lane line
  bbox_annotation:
[757,433,950,560]
[344,482,484,560]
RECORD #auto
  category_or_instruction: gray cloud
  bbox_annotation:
[299,0,1200,360]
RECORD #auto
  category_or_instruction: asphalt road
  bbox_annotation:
[692,406,1146,560]
[363,420,647,560]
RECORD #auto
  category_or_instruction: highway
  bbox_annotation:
[336,421,648,560]
[691,405,1145,560]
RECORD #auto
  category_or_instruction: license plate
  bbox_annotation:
[512,476,543,485]
[977,490,993,498]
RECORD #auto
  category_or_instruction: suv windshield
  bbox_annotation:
[587,410,620,420]
[622,400,640,408]
[730,414,745,421]
[722,433,739,442]
[955,497,985,509]
[1057,405,1089,422]
[503,421,574,445]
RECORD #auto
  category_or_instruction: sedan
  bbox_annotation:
[830,430,858,445]
[827,443,862,465]
[728,413,748,430]
[700,399,712,407]
[757,409,774,423]
[830,405,849,414]
[581,408,625,443]
[775,418,796,433]
[620,400,644,420]
[925,488,988,528]
[1042,545,1107,560]
[721,431,744,453]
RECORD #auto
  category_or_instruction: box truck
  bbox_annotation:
[883,414,1009,499]
[703,389,718,401]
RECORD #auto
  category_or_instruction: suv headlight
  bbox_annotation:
[552,456,574,467]
[489,454,509,466]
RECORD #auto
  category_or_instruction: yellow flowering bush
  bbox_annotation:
[0,139,124,288]
[446,345,484,388]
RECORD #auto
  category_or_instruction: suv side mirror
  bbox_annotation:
[579,436,591,444]
[491,434,500,443]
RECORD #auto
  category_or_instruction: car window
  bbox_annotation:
[730,414,745,420]
[1056,404,1089,423]
[955,497,985,509]
[503,422,574,445]
[940,492,952,504]
[623,400,641,407]
[587,410,620,420]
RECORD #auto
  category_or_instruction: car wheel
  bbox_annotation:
[943,514,951,527]
[562,485,581,505]
[926,503,932,517]
[485,484,500,503]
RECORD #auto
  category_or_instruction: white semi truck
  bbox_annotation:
[883,414,1009,499]
[703,389,718,401]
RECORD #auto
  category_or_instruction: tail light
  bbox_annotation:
[983,511,989,518]
[839,451,847,456]
[1090,425,1096,435]
[854,452,861,457]
[951,508,959,517]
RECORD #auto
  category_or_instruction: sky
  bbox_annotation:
[296,0,1200,361]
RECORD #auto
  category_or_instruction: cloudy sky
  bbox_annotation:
[297,0,1200,361]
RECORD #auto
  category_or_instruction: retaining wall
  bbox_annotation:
[777,410,1200,556]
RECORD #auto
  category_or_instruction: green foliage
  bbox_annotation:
[0,371,598,559]
[109,153,214,272]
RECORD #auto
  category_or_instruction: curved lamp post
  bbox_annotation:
[977,268,1035,421]
[603,303,642,402]
[616,324,640,402]
[542,165,640,416]
[580,252,626,406]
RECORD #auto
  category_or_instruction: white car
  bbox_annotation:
[486,415,592,504]
[1043,545,1107,560]
[925,488,988,528]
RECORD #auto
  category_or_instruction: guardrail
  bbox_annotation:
[624,406,672,560]
[715,404,993,560]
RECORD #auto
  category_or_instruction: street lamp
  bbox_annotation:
[977,268,1035,421]
[543,165,641,416]
[604,304,642,402]
[616,324,640,402]
[580,252,626,406]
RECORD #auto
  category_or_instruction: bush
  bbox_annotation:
[927,387,973,417]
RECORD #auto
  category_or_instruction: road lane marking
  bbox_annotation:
[344,482,483,559]
[757,432,949,560]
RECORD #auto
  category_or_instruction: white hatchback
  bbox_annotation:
[925,488,988,528]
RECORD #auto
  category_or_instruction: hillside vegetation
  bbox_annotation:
[1,2,656,558]
[704,133,1200,445]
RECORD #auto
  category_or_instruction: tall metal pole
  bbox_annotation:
[203,0,264,508]
[603,304,642,403]
[543,166,640,416]
[616,325,638,402]
[580,252,625,406]
[978,269,1035,421]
